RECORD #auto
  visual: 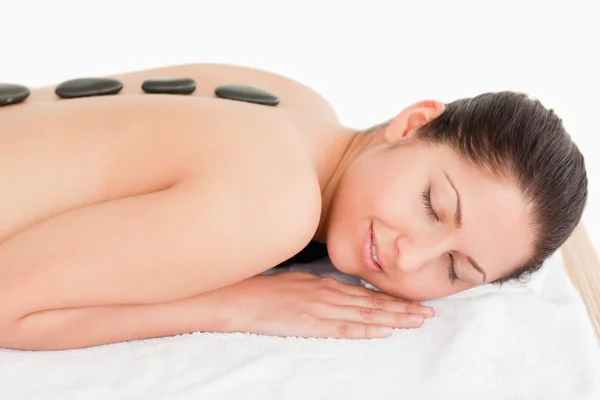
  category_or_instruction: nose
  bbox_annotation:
[393,234,452,273]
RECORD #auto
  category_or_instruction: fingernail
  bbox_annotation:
[377,327,394,336]
[422,308,434,317]
[409,315,424,324]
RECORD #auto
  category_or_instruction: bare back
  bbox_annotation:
[0,63,338,245]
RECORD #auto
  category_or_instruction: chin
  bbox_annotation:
[327,253,352,276]
[325,237,354,273]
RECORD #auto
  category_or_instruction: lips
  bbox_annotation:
[364,222,384,273]
[371,226,385,272]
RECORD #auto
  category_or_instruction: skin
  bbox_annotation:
[317,103,535,301]
[0,63,535,349]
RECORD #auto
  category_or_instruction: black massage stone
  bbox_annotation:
[0,83,30,107]
[142,77,196,95]
[55,78,123,99]
[214,84,279,106]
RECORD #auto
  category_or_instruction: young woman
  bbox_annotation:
[0,63,587,350]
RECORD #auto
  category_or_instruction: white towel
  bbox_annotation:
[0,251,598,400]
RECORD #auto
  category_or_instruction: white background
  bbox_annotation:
[2,0,598,249]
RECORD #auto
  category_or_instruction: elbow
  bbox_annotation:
[0,319,34,351]
[0,322,86,351]
[0,314,72,351]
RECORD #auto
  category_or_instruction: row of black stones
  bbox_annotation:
[0,78,280,107]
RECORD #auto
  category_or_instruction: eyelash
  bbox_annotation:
[421,187,439,221]
[447,254,458,284]
[422,187,458,284]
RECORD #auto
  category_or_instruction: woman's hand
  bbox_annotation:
[210,271,434,339]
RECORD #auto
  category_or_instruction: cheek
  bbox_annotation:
[374,171,426,229]
[334,158,385,215]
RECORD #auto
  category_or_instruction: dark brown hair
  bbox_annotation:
[413,91,587,283]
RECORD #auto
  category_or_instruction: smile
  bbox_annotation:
[371,242,381,266]
[364,222,384,273]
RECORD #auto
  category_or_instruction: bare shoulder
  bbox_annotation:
[151,98,325,267]
[29,62,340,123]
[187,101,324,248]
[187,154,321,271]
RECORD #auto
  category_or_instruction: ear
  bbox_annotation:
[384,100,445,143]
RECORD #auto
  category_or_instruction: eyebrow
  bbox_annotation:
[444,171,462,229]
[467,256,487,283]
[444,171,487,283]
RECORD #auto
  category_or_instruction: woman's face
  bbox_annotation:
[325,105,535,301]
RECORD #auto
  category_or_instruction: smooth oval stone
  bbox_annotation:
[142,77,196,95]
[214,84,279,106]
[55,78,123,99]
[0,83,31,107]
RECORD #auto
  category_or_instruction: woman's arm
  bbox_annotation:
[1,272,434,351]
[0,139,321,350]
[2,292,231,351]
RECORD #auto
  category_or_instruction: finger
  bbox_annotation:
[315,320,395,339]
[335,283,414,303]
[341,295,434,317]
[325,284,434,317]
[314,304,425,329]
[326,280,398,300]
[319,278,435,317]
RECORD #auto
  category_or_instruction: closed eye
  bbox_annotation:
[421,187,439,221]
[423,187,460,284]
[448,253,458,284]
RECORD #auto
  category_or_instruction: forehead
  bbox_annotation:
[436,146,534,280]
